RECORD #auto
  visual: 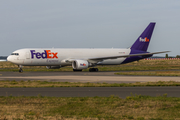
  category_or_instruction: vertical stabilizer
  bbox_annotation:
[131,22,156,51]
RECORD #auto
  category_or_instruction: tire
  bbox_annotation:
[89,68,98,72]
[73,69,82,72]
[19,69,23,73]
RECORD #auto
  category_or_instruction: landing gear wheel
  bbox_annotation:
[18,65,23,73]
[73,69,82,72]
[89,68,98,72]
[19,69,23,73]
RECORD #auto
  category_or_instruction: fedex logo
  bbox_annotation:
[139,37,149,42]
[80,63,86,66]
[30,50,58,59]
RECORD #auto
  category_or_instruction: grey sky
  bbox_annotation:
[1,0,180,56]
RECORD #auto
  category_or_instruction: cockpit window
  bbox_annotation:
[11,53,19,56]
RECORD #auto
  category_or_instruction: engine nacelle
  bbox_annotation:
[46,66,61,69]
[72,60,89,70]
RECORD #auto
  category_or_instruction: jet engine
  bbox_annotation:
[72,60,89,70]
[46,66,61,69]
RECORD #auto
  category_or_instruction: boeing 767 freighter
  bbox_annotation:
[7,23,169,72]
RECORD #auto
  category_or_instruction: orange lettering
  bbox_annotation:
[46,50,52,58]
[52,52,58,58]
[145,38,149,42]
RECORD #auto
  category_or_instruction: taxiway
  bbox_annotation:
[0,87,180,99]
[1,71,180,98]
[0,71,180,83]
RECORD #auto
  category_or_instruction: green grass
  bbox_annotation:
[1,95,180,119]
[1,59,180,72]
[1,80,180,87]
[2,60,180,119]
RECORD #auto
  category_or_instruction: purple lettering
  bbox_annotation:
[36,52,41,59]
[42,50,47,59]
[30,50,36,59]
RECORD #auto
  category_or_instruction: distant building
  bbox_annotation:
[0,56,7,61]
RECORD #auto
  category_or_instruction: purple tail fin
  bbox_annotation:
[131,22,156,51]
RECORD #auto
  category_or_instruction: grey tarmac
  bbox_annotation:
[0,87,180,99]
[1,71,180,98]
[0,71,180,83]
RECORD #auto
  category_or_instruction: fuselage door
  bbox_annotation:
[26,52,30,59]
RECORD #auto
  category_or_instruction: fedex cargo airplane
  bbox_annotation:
[7,23,168,72]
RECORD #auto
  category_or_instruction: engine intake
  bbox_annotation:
[72,60,89,70]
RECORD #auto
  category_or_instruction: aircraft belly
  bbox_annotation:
[98,58,126,65]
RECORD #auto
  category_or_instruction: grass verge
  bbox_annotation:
[1,80,180,87]
[0,94,180,119]
[1,59,180,72]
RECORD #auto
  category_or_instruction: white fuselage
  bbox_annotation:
[7,48,131,66]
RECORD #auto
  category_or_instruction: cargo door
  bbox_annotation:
[26,52,30,59]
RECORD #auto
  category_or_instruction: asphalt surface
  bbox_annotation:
[0,87,180,99]
[0,71,117,76]
[1,71,180,98]
[1,71,180,83]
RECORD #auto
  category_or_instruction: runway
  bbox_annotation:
[1,71,180,83]
[0,87,180,99]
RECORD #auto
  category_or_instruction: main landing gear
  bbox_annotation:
[73,68,99,72]
[89,68,98,72]
[18,65,23,73]
[73,69,82,72]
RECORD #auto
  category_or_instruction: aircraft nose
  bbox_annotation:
[7,56,12,62]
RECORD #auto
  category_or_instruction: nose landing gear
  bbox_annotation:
[89,68,98,72]
[19,68,23,73]
[18,65,23,73]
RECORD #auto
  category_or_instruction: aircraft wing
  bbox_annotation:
[88,51,170,61]
[62,51,169,64]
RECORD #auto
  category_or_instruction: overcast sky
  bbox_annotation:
[1,0,180,56]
